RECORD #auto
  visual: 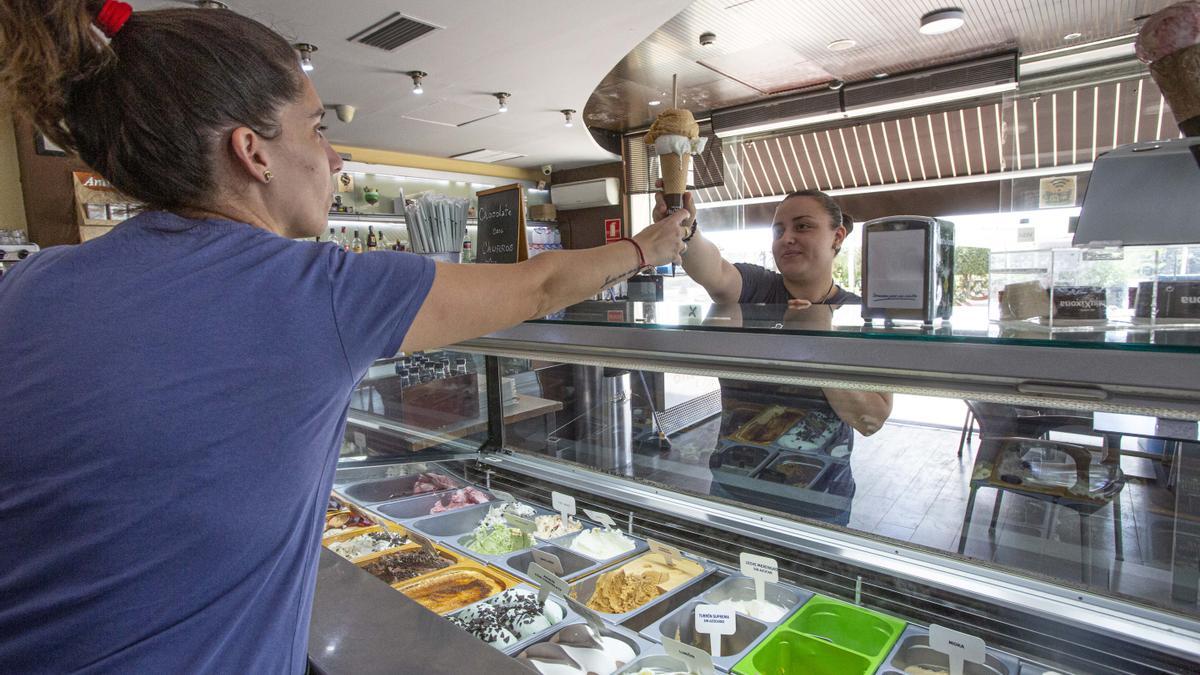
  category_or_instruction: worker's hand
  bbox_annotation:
[786,298,813,310]
[633,209,690,267]
[652,179,697,232]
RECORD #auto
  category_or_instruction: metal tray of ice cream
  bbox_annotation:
[459,512,597,568]
[498,530,648,584]
[875,625,1021,675]
[617,653,725,674]
[708,443,778,481]
[508,620,657,670]
[638,574,812,672]
[445,583,580,658]
[373,487,495,523]
[410,501,580,565]
[566,552,718,626]
[336,464,467,506]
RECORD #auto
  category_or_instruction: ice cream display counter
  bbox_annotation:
[318,303,1200,674]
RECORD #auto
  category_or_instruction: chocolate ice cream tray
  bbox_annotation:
[709,443,778,479]
[356,541,464,586]
[497,530,648,585]
[322,525,410,564]
[637,575,813,673]
[336,464,467,506]
[392,561,521,616]
[445,583,581,657]
[509,621,657,672]
[566,551,718,626]
[875,625,1020,675]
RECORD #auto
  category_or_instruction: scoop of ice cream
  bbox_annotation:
[585,568,670,613]
[327,531,408,560]
[1136,1,1200,63]
[534,514,583,540]
[361,549,450,584]
[451,589,566,648]
[428,487,491,514]
[477,501,537,528]
[568,528,636,560]
[465,524,533,555]
[553,625,636,674]
[644,108,700,144]
[717,597,788,622]
[653,134,708,158]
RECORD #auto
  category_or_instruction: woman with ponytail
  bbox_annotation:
[0,2,687,671]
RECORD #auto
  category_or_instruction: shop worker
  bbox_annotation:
[0,1,689,672]
[655,187,893,438]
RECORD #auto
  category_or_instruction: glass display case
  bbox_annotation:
[316,302,1200,675]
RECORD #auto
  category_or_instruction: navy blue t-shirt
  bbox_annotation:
[0,212,435,673]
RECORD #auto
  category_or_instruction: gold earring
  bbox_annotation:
[263,170,274,183]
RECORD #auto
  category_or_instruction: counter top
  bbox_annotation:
[307,548,530,675]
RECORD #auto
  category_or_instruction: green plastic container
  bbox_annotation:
[732,630,871,675]
[732,595,906,675]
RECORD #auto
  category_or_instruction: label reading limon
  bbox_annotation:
[490,489,516,503]
[531,548,564,576]
[582,509,616,529]
[740,552,779,602]
[504,513,536,534]
[662,636,715,675]
[528,563,569,604]
[648,539,681,567]
[929,623,986,675]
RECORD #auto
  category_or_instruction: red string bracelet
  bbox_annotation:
[95,0,133,38]
[618,237,646,271]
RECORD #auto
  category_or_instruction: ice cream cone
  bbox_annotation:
[1151,43,1200,136]
[660,152,690,196]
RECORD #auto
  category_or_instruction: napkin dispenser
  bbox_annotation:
[861,216,955,324]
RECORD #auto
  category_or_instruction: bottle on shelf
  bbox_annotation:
[376,229,388,251]
[351,230,364,254]
[367,226,377,252]
[339,226,350,251]
[327,227,337,246]
[455,357,468,375]
[461,238,474,263]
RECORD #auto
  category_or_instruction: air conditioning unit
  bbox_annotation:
[551,178,620,210]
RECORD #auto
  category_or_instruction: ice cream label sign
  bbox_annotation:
[475,183,528,264]
[648,539,682,566]
[740,552,779,603]
[530,548,564,577]
[583,509,617,529]
[663,636,716,675]
[528,562,569,604]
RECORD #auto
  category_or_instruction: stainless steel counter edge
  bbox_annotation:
[481,453,1200,664]
[307,548,531,675]
[456,324,1200,417]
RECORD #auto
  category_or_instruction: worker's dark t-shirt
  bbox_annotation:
[734,263,861,305]
[0,212,435,673]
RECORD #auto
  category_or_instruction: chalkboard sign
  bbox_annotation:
[475,184,527,264]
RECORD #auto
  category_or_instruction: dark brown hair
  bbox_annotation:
[0,1,303,211]
[781,189,843,231]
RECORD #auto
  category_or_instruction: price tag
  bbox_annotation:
[929,624,986,675]
[695,604,736,658]
[352,431,367,449]
[490,489,516,503]
[552,491,576,525]
[528,563,570,604]
[648,539,681,567]
[583,509,617,529]
[531,548,564,576]
[740,552,779,603]
[662,636,716,675]
[505,512,536,534]
[565,596,608,635]
[407,530,436,554]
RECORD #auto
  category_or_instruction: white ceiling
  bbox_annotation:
[137,0,693,170]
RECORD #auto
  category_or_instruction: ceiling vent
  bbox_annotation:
[348,13,440,52]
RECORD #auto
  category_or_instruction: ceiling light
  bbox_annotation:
[195,0,227,8]
[561,109,576,128]
[495,92,510,113]
[408,71,427,95]
[874,73,889,79]
[1063,32,1083,41]
[827,38,857,51]
[648,100,661,106]
[294,43,317,72]
[919,8,966,35]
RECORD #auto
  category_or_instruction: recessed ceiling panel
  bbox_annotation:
[699,41,834,94]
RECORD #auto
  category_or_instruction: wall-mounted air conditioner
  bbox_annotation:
[550,178,620,210]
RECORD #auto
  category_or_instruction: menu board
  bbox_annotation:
[475,184,528,264]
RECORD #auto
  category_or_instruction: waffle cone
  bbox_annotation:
[1151,44,1200,128]
[660,153,690,195]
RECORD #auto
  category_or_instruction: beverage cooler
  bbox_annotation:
[312,302,1200,675]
